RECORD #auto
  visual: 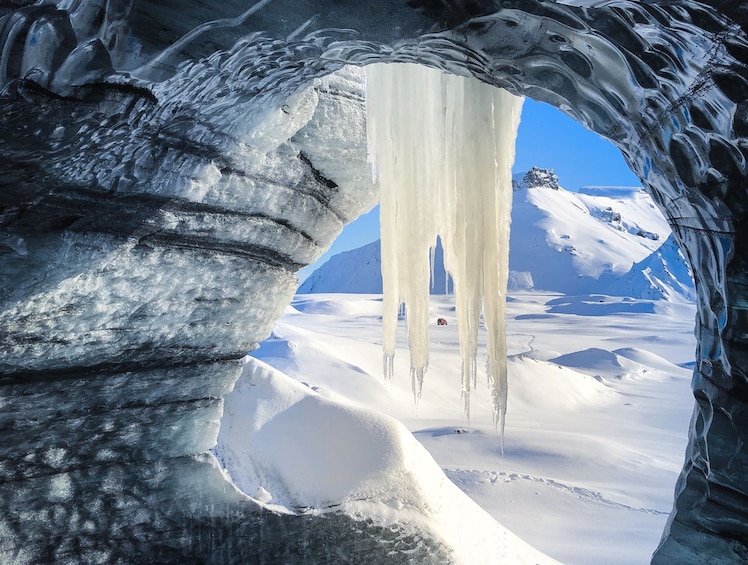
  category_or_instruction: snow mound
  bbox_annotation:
[219,358,417,509]
[550,348,628,374]
[216,357,560,565]
[548,347,681,381]
[509,355,617,410]
[613,347,690,374]
[251,333,299,361]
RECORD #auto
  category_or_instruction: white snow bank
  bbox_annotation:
[550,346,690,382]
[613,347,689,373]
[216,356,559,565]
[550,347,628,374]
[508,355,618,410]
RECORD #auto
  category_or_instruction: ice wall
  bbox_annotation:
[366,63,523,434]
[1,1,748,563]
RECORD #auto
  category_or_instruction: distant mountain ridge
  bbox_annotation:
[299,168,695,301]
[299,238,454,294]
[299,241,383,294]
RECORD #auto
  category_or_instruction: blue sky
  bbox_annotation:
[298,99,641,282]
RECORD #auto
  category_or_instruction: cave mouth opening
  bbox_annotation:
[268,59,689,560]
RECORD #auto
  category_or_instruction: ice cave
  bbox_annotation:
[1,0,747,563]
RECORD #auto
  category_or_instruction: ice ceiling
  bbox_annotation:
[1,0,748,563]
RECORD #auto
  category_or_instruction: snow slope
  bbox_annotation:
[299,238,453,295]
[299,240,384,294]
[598,234,696,301]
[299,169,694,300]
[217,356,559,565]
[509,169,669,293]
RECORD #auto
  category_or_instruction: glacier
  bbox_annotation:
[1,1,748,563]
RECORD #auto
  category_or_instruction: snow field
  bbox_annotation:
[216,292,696,564]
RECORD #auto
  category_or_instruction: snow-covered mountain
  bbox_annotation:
[300,240,384,294]
[598,234,697,301]
[299,238,454,294]
[299,168,695,300]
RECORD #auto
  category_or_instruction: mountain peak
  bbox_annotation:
[514,167,560,191]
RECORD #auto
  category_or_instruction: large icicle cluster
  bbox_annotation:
[365,63,523,435]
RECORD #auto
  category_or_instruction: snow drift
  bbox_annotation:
[216,356,559,565]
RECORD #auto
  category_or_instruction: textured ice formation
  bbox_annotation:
[366,63,522,434]
[2,1,748,563]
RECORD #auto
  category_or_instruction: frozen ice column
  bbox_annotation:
[365,63,523,437]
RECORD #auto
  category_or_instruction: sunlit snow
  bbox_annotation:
[217,355,558,565]
[218,291,695,565]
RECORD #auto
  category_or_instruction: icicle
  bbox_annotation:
[429,245,436,294]
[366,63,441,401]
[365,63,523,440]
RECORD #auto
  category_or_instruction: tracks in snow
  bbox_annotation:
[445,468,668,516]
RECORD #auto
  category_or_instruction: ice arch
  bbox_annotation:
[1,1,747,563]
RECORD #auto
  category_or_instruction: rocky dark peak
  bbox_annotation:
[515,167,561,190]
